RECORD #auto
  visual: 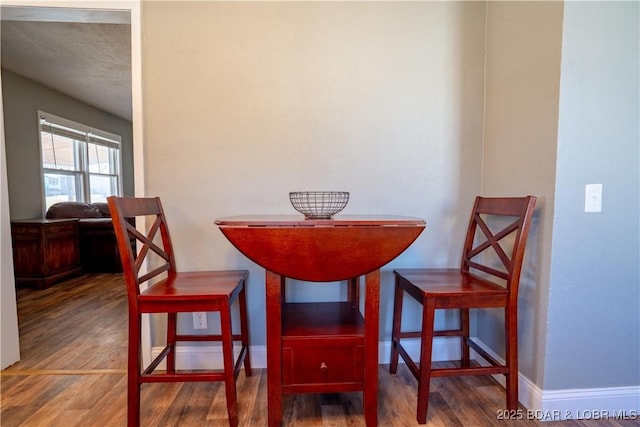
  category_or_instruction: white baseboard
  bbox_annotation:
[152,338,639,421]
[469,338,640,421]
[538,386,640,421]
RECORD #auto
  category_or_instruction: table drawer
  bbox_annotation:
[283,339,363,386]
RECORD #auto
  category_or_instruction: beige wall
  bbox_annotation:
[141,1,486,345]
[482,1,563,386]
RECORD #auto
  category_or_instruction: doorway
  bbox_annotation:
[0,2,144,370]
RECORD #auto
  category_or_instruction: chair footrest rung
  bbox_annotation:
[465,337,502,367]
[434,329,463,337]
[398,331,422,339]
[142,343,249,377]
[233,345,248,378]
[394,341,420,380]
[141,371,226,383]
[431,365,508,377]
[394,341,508,379]
[176,334,244,342]
[144,344,173,375]
[399,329,463,338]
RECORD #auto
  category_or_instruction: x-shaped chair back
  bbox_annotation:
[109,197,177,301]
[461,196,537,301]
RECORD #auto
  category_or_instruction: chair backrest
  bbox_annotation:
[108,196,177,302]
[461,196,537,299]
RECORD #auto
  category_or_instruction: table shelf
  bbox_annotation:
[282,302,364,338]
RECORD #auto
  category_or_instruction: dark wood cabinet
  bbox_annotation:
[11,219,82,288]
[78,219,124,272]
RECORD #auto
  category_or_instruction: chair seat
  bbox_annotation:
[138,270,248,312]
[141,270,248,298]
[394,268,507,297]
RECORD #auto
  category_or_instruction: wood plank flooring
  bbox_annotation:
[2,274,638,426]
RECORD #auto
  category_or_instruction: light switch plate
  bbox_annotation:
[585,183,602,213]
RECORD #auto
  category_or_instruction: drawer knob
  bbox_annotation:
[320,362,328,372]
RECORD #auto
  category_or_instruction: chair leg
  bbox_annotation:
[167,312,177,374]
[221,300,239,427]
[461,308,470,368]
[238,279,252,376]
[505,306,519,410]
[416,299,436,425]
[390,276,404,374]
[128,313,141,427]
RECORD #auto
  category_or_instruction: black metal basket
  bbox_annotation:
[289,191,350,219]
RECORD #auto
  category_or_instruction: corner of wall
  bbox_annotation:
[0,77,21,369]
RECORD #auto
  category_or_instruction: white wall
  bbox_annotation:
[141,1,486,346]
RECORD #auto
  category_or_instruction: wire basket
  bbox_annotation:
[289,191,350,219]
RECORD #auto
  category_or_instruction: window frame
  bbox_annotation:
[38,111,123,215]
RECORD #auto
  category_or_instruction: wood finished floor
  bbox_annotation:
[2,274,638,426]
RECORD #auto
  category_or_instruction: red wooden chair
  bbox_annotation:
[108,196,251,427]
[390,196,536,424]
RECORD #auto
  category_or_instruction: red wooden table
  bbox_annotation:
[215,215,425,426]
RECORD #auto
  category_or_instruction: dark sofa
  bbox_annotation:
[46,201,127,273]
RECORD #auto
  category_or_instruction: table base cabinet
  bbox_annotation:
[282,302,365,393]
[266,271,381,427]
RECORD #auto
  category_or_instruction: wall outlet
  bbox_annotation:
[193,312,208,330]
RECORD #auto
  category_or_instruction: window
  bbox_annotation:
[39,112,122,211]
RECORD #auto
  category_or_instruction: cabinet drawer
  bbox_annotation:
[283,339,363,386]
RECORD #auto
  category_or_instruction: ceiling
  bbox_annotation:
[1,6,132,121]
